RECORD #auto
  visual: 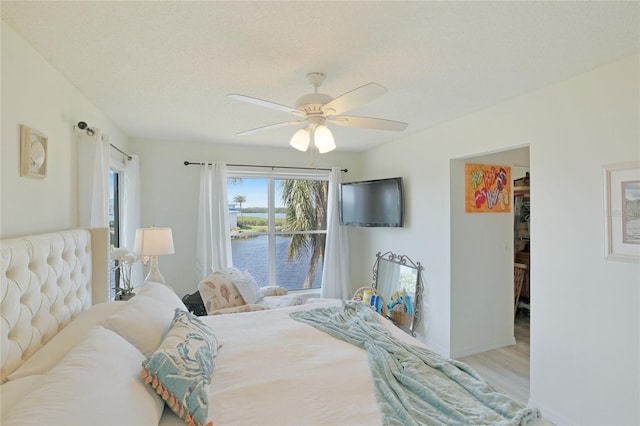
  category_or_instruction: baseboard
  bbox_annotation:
[451,335,516,359]
[528,397,572,426]
[421,337,450,358]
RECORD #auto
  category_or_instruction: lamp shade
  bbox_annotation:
[134,227,175,256]
[314,125,336,153]
[290,128,310,151]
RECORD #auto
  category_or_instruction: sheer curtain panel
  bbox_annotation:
[196,161,233,280]
[77,128,109,228]
[122,155,142,283]
[122,155,140,249]
[321,167,351,299]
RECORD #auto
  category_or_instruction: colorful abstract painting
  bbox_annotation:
[465,163,512,213]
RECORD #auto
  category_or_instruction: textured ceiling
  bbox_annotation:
[2,1,639,152]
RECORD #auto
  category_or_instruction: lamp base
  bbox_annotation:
[145,256,165,284]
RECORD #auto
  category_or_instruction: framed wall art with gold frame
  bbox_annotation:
[20,125,48,179]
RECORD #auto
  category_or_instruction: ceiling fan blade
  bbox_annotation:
[328,115,408,131]
[236,120,303,136]
[228,94,305,117]
[322,83,388,115]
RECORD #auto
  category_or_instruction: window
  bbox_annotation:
[109,169,121,297]
[228,174,328,291]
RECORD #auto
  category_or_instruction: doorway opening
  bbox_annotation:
[451,146,531,403]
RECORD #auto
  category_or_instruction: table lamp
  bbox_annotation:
[134,226,175,284]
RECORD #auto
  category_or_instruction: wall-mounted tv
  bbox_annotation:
[339,177,404,227]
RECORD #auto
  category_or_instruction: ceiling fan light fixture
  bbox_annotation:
[229,72,408,153]
[290,127,310,151]
[314,125,336,154]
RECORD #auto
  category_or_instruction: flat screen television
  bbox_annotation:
[339,177,404,227]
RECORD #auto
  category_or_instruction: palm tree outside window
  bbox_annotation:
[233,194,246,226]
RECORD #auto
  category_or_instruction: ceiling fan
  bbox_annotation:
[228,72,408,153]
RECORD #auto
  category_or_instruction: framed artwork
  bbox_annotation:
[465,163,511,213]
[603,161,640,262]
[20,125,48,179]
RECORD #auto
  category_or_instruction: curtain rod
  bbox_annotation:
[110,144,132,161]
[76,121,132,161]
[183,161,347,173]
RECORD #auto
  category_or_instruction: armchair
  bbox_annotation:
[197,268,304,315]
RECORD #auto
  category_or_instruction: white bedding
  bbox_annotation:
[1,286,540,426]
[1,288,407,426]
[3,326,164,426]
[0,282,181,426]
[159,300,421,426]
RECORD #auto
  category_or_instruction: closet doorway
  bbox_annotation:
[453,147,531,404]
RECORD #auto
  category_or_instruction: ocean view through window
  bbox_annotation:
[228,174,328,291]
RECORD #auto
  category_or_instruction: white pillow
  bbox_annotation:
[219,267,244,279]
[234,271,264,304]
[135,281,188,311]
[101,294,178,356]
[0,375,43,419]
[2,326,164,425]
[7,302,125,380]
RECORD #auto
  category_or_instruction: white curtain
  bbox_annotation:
[77,129,109,228]
[121,155,140,249]
[196,161,232,280]
[122,155,142,284]
[321,167,351,299]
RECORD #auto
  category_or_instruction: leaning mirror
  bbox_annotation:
[372,251,423,336]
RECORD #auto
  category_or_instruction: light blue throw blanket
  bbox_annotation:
[290,301,541,426]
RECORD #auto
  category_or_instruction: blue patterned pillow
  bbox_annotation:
[142,309,218,426]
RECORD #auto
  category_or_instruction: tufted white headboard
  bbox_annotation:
[0,228,109,382]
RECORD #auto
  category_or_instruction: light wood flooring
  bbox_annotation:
[459,311,531,404]
[457,312,554,425]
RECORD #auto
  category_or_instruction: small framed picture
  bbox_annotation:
[20,125,48,179]
[603,161,640,262]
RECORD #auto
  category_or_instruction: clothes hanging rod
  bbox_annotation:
[183,161,347,173]
[110,144,132,161]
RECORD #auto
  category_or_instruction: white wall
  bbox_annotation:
[130,137,362,297]
[1,22,129,238]
[355,55,640,425]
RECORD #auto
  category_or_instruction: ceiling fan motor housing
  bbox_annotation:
[295,93,333,115]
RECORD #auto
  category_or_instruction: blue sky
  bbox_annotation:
[227,178,284,208]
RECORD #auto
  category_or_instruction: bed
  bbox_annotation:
[1,228,542,425]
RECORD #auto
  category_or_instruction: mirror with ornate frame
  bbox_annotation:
[372,251,423,336]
